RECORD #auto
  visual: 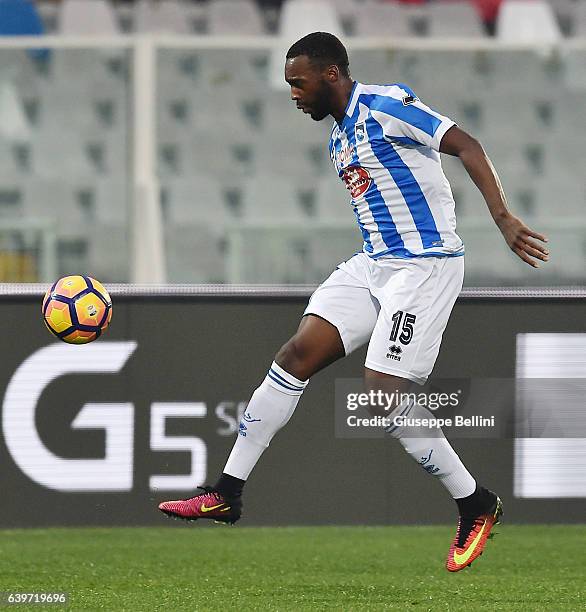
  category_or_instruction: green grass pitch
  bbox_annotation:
[0,525,584,611]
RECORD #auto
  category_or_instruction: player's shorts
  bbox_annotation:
[303,252,464,385]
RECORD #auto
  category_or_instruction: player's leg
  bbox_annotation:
[159,257,379,523]
[158,314,344,524]
[215,313,345,493]
[364,255,502,571]
[364,367,478,500]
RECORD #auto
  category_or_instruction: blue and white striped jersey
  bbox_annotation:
[330,82,465,259]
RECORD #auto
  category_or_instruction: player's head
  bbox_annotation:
[285,32,350,121]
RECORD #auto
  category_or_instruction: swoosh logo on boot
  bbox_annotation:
[201,503,227,513]
[453,520,487,566]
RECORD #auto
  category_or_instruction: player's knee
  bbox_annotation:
[274,336,312,381]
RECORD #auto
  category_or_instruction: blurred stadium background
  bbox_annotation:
[0,0,585,609]
[0,0,584,285]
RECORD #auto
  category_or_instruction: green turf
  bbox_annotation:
[0,525,584,611]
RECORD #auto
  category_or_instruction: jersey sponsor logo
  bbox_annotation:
[335,142,355,168]
[355,122,367,143]
[342,166,371,199]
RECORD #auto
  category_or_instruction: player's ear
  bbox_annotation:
[326,64,339,83]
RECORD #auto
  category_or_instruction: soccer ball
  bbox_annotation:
[42,275,113,344]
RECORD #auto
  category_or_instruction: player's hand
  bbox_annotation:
[496,213,549,268]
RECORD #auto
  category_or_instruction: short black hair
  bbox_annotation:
[286,32,350,77]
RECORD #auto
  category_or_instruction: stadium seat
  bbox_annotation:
[38,82,126,132]
[21,180,88,235]
[31,127,100,180]
[197,48,266,94]
[207,0,265,35]
[158,129,252,181]
[133,0,191,34]
[49,47,129,96]
[162,177,231,226]
[58,0,119,35]
[52,1,128,94]
[252,137,327,182]
[0,0,44,37]
[353,1,412,37]
[496,0,561,44]
[479,49,557,97]
[334,0,360,34]
[36,1,60,34]
[427,1,485,38]
[269,0,343,89]
[240,175,311,221]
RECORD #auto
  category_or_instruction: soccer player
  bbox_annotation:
[159,32,549,571]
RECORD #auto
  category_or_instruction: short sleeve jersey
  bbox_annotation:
[329,82,465,259]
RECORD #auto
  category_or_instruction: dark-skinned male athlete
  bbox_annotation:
[159,32,549,572]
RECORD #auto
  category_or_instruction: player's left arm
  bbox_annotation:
[440,125,549,268]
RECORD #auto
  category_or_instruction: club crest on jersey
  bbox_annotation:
[402,94,417,106]
[342,166,372,199]
[355,122,367,143]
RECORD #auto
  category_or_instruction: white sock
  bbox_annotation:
[386,398,476,499]
[223,362,308,480]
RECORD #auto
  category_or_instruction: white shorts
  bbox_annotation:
[304,253,464,385]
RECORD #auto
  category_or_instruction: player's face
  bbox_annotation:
[285,55,332,121]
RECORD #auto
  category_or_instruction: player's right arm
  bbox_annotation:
[439,125,549,268]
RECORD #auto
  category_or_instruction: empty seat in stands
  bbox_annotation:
[252,138,326,182]
[133,0,191,34]
[497,0,561,43]
[158,132,252,180]
[240,175,311,222]
[22,179,88,235]
[427,1,485,37]
[354,2,412,37]
[58,0,119,34]
[207,0,264,35]
[162,177,231,226]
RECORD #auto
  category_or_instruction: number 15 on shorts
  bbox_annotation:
[390,310,417,345]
